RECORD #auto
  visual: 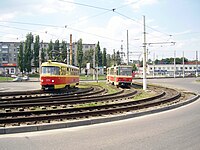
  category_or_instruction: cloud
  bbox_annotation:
[125,0,158,11]
[0,12,17,21]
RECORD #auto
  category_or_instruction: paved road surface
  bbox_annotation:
[0,78,199,150]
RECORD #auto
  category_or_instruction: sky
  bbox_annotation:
[0,0,200,61]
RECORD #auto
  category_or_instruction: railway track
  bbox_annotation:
[0,84,196,127]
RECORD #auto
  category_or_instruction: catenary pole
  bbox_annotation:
[143,16,147,90]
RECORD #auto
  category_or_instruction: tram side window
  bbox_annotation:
[110,68,114,75]
[61,67,67,75]
[42,66,60,75]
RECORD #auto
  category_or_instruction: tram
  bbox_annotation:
[107,65,133,87]
[40,60,79,90]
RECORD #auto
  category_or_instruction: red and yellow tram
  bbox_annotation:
[107,65,132,86]
[40,61,79,90]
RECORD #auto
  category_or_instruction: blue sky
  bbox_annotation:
[0,0,199,61]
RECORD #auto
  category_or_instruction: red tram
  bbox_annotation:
[107,65,132,87]
[40,61,79,90]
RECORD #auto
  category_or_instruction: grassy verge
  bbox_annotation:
[132,90,156,101]
[0,77,13,81]
[80,75,106,80]
[78,82,118,94]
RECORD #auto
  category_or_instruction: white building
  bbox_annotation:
[147,62,200,77]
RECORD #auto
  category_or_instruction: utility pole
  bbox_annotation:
[93,47,95,80]
[153,52,155,78]
[70,34,72,65]
[127,30,129,65]
[182,51,185,78]
[196,51,198,77]
[39,41,42,74]
[143,16,147,90]
[174,50,176,78]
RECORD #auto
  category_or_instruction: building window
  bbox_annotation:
[189,67,192,70]
[185,67,188,70]
[180,67,183,69]
[150,67,152,70]
[14,58,16,61]
[11,68,15,74]
[85,45,88,49]
[171,67,174,69]
[194,67,196,69]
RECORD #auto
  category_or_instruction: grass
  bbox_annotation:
[80,75,106,80]
[132,90,156,101]
[78,82,118,94]
[0,77,13,81]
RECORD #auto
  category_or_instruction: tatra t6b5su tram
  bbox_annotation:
[107,65,132,87]
[40,61,79,90]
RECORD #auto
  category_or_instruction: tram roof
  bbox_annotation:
[41,61,79,70]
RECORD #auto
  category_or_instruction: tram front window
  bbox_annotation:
[42,66,60,75]
[119,67,132,76]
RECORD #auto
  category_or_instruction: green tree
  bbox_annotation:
[95,41,102,66]
[132,64,138,71]
[60,40,67,63]
[41,48,46,63]
[82,48,94,68]
[77,39,83,71]
[18,42,24,73]
[102,48,107,67]
[33,35,40,72]
[106,54,111,67]
[116,50,121,65]
[24,33,34,73]
[47,40,53,60]
[53,39,60,61]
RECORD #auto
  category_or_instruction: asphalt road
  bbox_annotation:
[0,78,199,150]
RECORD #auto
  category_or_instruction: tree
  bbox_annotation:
[33,35,40,72]
[132,64,138,71]
[60,40,67,63]
[77,38,83,71]
[18,42,24,73]
[95,41,102,66]
[24,33,34,73]
[106,54,111,67]
[47,40,53,60]
[53,39,60,61]
[102,48,107,67]
[41,48,46,63]
[82,48,94,68]
[116,50,121,65]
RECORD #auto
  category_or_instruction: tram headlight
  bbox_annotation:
[52,79,54,83]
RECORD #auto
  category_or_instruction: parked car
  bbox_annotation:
[12,76,23,82]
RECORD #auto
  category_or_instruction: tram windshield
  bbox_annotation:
[41,66,60,75]
[119,67,132,76]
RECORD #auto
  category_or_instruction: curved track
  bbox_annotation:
[0,83,195,127]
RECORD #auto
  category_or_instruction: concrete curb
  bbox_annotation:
[0,94,199,134]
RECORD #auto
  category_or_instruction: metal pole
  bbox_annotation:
[70,34,72,65]
[182,51,185,78]
[127,30,129,65]
[93,47,95,80]
[143,16,147,90]
[174,50,176,78]
[153,52,155,78]
[196,51,198,77]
